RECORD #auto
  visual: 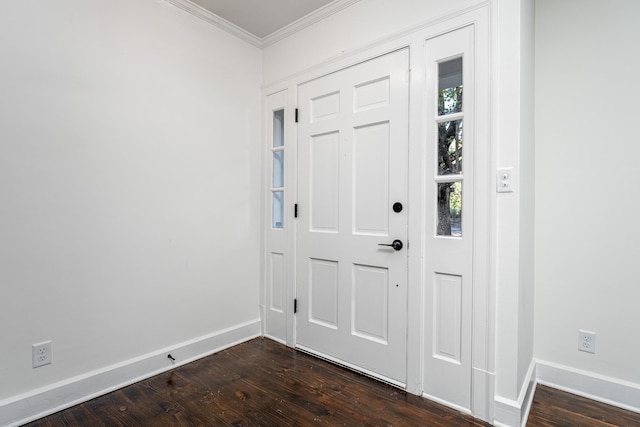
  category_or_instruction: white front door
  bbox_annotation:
[296,49,409,385]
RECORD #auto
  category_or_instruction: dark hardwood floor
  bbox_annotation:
[527,384,640,426]
[24,338,640,426]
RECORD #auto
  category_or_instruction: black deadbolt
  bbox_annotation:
[393,202,403,213]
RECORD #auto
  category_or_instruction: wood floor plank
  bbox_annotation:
[527,384,640,427]
[23,339,640,426]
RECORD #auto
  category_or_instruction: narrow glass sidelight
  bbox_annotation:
[434,57,463,237]
[438,57,463,115]
[271,108,285,229]
[437,182,462,237]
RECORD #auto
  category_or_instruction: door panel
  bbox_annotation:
[433,273,463,363]
[309,258,339,328]
[309,132,340,232]
[353,122,390,235]
[297,49,409,385]
[352,264,389,344]
[269,253,285,313]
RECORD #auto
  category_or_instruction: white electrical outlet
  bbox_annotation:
[32,341,52,368]
[578,330,596,354]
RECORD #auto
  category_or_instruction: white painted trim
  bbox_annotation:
[422,393,473,416]
[536,359,640,414]
[494,399,522,427]
[0,319,262,427]
[262,2,490,90]
[163,0,262,47]
[494,360,536,427]
[262,0,361,47]
[472,367,495,422]
[264,335,286,345]
[521,375,537,427]
[163,0,360,49]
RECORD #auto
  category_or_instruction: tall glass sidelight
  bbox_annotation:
[436,58,463,236]
[272,109,285,228]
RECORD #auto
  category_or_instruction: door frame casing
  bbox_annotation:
[261,5,493,422]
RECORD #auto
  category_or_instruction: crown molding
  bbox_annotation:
[164,0,262,47]
[261,0,361,47]
[164,0,360,49]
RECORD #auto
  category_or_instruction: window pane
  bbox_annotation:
[438,120,463,175]
[438,58,463,115]
[273,109,284,148]
[437,182,462,237]
[272,191,284,229]
[273,151,284,188]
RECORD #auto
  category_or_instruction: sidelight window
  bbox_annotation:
[435,57,463,237]
[271,109,285,228]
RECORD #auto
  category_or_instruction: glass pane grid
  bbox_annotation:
[271,108,285,229]
[434,57,464,238]
[434,175,464,183]
[435,112,464,122]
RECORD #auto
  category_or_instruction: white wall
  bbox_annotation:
[535,0,640,389]
[0,0,261,408]
[262,0,485,85]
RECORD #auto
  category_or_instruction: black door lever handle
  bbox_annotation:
[378,240,403,251]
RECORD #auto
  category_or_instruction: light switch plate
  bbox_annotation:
[497,167,514,193]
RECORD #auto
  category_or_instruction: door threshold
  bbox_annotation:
[295,344,407,390]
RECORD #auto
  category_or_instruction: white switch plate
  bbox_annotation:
[497,167,514,193]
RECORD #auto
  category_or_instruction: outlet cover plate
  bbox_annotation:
[32,341,52,368]
[578,330,596,354]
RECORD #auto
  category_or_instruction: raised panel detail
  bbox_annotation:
[311,91,340,122]
[270,253,285,313]
[310,132,340,232]
[352,264,389,344]
[309,259,339,329]
[354,77,390,112]
[433,273,462,363]
[353,122,389,235]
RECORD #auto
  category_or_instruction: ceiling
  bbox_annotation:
[188,0,335,38]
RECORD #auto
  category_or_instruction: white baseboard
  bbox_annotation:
[536,359,640,414]
[494,360,536,427]
[264,334,286,345]
[0,319,261,427]
[421,392,472,416]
